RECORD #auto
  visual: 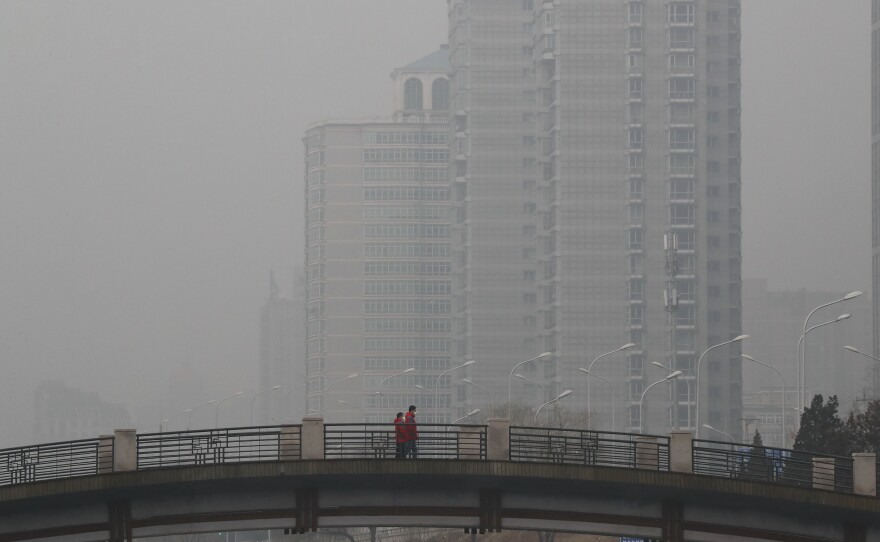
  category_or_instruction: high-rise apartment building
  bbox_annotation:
[449,0,743,436]
[303,48,459,423]
[872,0,880,365]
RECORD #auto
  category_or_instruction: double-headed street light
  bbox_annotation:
[534,390,573,424]
[585,344,635,429]
[798,314,850,415]
[577,368,615,431]
[695,335,748,438]
[639,371,681,434]
[741,354,787,448]
[508,352,553,418]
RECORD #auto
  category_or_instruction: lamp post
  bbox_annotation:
[695,335,748,438]
[702,424,736,443]
[514,373,546,400]
[741,354,787,448]
[163,409,192,432]
[338,400,364,422]
[508,352,553,418]
[187,399,216,430]
[434,360,475,422]
[461,378,494,408]
[308,373,360,415]
[453,409,481,424]
[577,368,615,431]
[534,390,573,424]
[652,361,692,430]
[639,371,681,434]
[798,314,850,415]
[284,374,322,422]
[214,391,243,428]
[798,292,861,413]
[376,368,415,396]
[586,344,635,429]
[250,385,281,426]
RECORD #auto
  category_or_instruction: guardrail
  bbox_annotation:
[137,425,301,469]
[0,437,114,487]
[324,423,486,460]
[510,426,670,471]
[693,439,854,493]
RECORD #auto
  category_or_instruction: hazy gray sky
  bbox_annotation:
[0,1,871,446]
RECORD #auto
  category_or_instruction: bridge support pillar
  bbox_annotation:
[107,501,132,542]
[113,429,137,472]
[669,431,692,473]
[302,416,324,460]
[295,487,319,533]
[661,500,683,542]
[852,453,876,496]
[479,489,502,533]
[487,418,509,461]
[844,524,866,542]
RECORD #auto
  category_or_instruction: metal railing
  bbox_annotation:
[324,423,486,460]
[510,426,670,471]
[693,439,854,493]
[137,425,301,469]
[0,437,114,487]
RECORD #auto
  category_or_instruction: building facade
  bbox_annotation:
[873,0,880,366]
[449,0,744,436]
[303,49,459,423]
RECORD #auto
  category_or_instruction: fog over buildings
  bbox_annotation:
[0,1,872,448]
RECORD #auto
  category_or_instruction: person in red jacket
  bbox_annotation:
[393,412,405,459]
[404,405,418,459]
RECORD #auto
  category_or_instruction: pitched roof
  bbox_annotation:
[400,45,449,72]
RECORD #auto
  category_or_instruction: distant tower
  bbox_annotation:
[259,271,302,423]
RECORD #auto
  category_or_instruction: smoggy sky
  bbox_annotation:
[0,1,871,446]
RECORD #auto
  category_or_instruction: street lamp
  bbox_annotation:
[586,344,635,429]
[741,354,787,448]
[461,378,494,408]
[844,345,880,363]
[514,373,546,399]
[534,389,573,424]
[508,352,553,417]
[798,314,850,415]
[639,371,681,434]
[215,391,243,428]
[250,385,281,426]
[453,409,481,424]
[577,368,616,431]
[284,374,322,422]
[376,368,415,395]
[338,400,365,422]
[187,399,216,430]
[799,291,861,413]
[695,335,748,438]
[652,361,692,430]
[163,408,192,432]
[702,424,736,443]
[306,373,360,415]
[434,360,475,422]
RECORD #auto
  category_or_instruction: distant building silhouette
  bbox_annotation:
[258,270,304,424]
[33,380,129,442]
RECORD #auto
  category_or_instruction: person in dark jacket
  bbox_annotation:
[393,412,406,459]
[404,405,418,459]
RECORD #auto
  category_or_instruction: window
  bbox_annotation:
[629,254,643,275]
[628,28,643,49]
[629,229,643,250]
[670,128,695,150]
[628,53,643,73]
[668,53,695,73]
[629,128,643,149]
[668,3,695,24]
[629,355,644,376]
[629,153,644,174]
[629,103,643,124]
[404,78,423,110]
[628,305,643,326]
[676,279,695,301]
[669,78,695,100]
[431,78,449,111]
[669,27,695,49]
[629,380,644,401]
[676,306,695,326]
[629,77,643,100]
[669,179,694,200]
[629,203,644,223]
[629,279,644,301]
[670,204,695,225]
[629,179,643,200]
[629,3,643,24]
[677,230,695,250]
[669,154,695,175]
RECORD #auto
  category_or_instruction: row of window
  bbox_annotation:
[364,300,451,314]
[363,148,449,164]
[364,187,450,201]
[363,206,448,221]
[363,318,451,334]
[363,167,448,183]
[364,242,450,259]
[628,78,696,101]
[364,356,450,371]
[629,279,696,303]
[628,154,696,175]
[363,131,448,146]
[628,3,696,26]
[629,305,696,327]
[363,337,450,353]
[628,128,695,150]
[364,261,451,277]
[363,224,451,240]
[364,280,451,296]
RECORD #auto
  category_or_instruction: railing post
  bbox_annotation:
[635,436,659,470]
[487,418,510,461]
[813,457,835,491]
[457,425,484,460]
[281,424,302,461]
[301,416,324,460]
[852,453,876,496]
[98,434,114,474]
[113,429,137,472]
[669,431,693,474]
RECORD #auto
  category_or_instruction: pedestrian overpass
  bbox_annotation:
[1,418,879,542]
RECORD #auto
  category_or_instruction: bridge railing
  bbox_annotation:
[509,426,671,471]
[0,437,114,487]
[136,425,302,469]
[692,439,854,493]
[324,423,486,460]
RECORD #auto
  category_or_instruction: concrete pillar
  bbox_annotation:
[813,457,835,491]
[301,416,324,460]
[457,425,484,459]
[487,418,510,461]
[852,453,876,496]
[98,435,114,474]
[669,431,693,474]
[635,436,659,470]
[280,424,302,461]
[113,430,137,472]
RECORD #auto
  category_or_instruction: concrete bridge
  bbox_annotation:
[1,418,880,542]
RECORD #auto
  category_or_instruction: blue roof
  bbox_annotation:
[401,46,449,71]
